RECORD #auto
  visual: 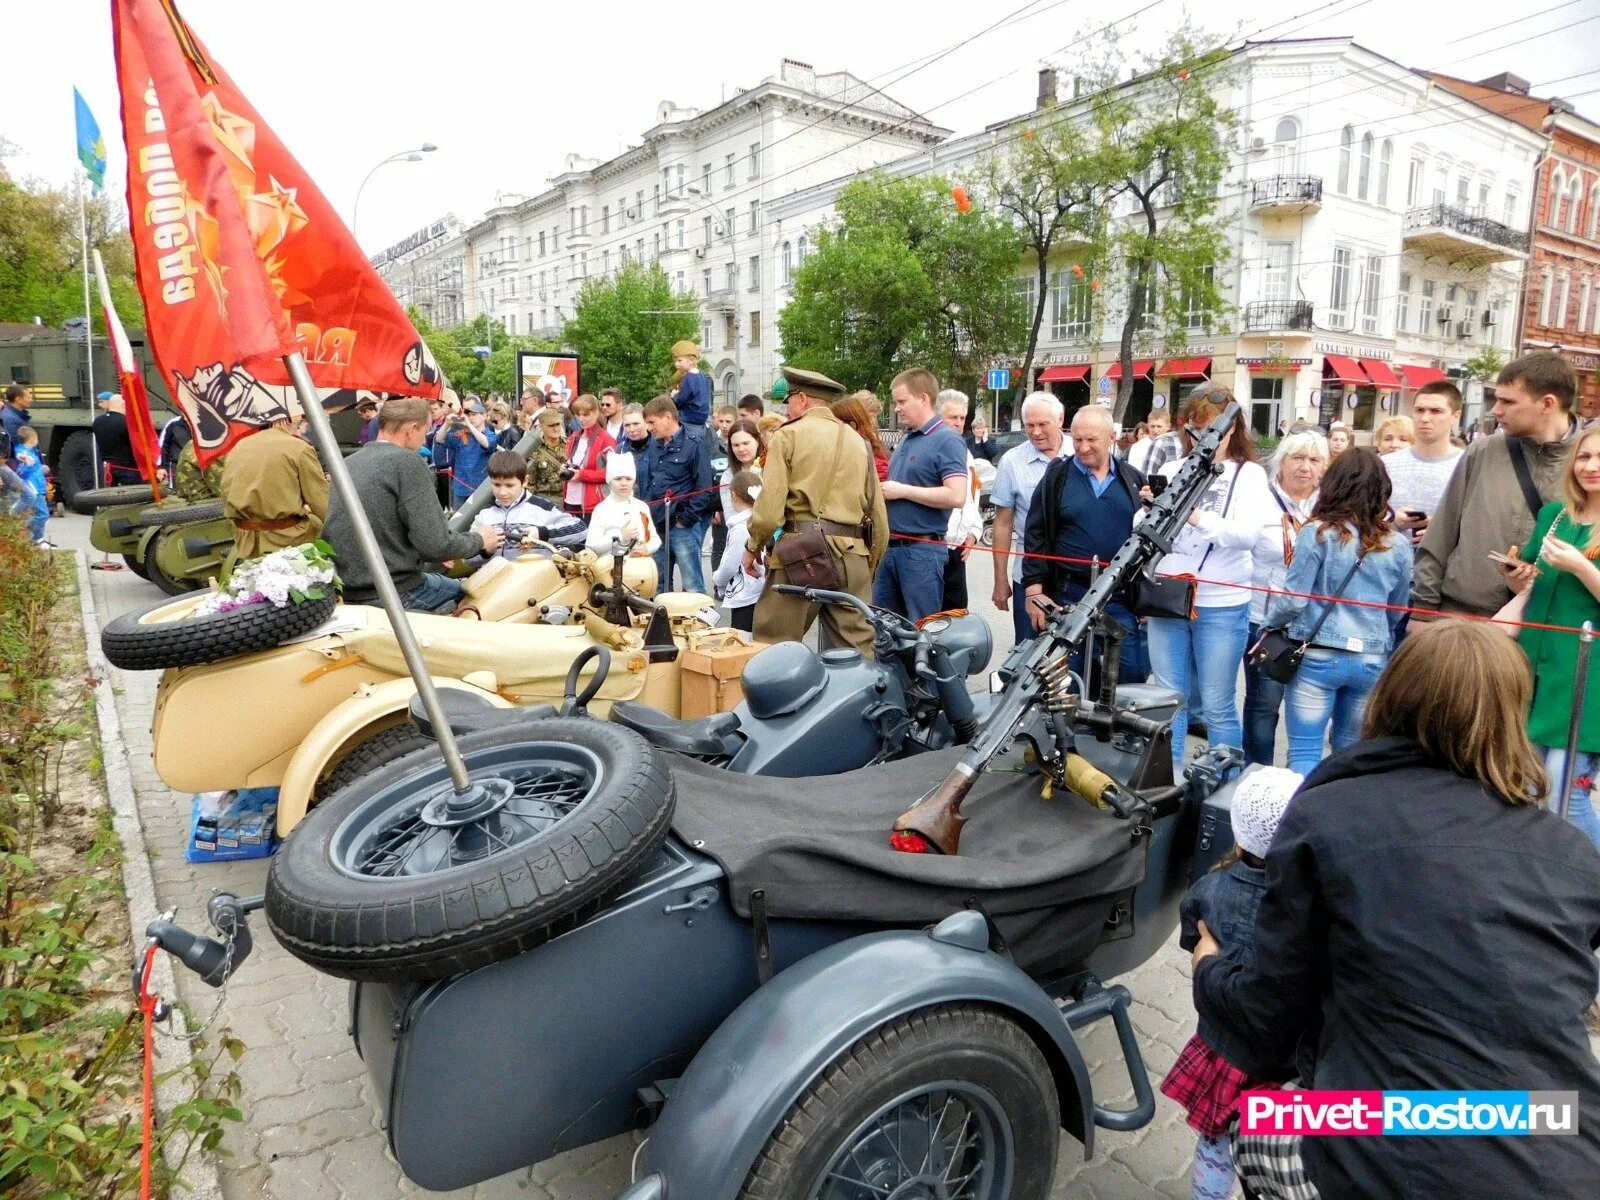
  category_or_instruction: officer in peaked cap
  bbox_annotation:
[744,365,887,653]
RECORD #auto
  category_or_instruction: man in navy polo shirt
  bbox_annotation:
[874,367,970,621]
[1020,405,1149,688]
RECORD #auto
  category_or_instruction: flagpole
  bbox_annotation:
[78,170,100,484]
[282,351,474,793]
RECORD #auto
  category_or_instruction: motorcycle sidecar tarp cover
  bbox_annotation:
[669,748,1148,978]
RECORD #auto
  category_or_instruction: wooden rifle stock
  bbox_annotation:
[892,764,978,855]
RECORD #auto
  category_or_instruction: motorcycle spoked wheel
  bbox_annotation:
[265,719,674,983]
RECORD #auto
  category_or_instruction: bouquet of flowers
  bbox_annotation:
[193,541,338,616]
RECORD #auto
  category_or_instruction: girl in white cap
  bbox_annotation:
[585,452,660,557]
[1160,766,1303,1200]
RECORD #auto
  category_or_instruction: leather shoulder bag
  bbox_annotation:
[1248,541,1367,684]
[770,423,853,591]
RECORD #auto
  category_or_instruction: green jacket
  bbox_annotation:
[1518,502,1600,753]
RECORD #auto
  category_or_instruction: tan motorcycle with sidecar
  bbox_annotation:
[100,544,750,837]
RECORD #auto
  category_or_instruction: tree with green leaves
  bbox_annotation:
[562,263,699,401]
[1088,30,1236,421]
[777,173,1028,394]
[0,176,142,335]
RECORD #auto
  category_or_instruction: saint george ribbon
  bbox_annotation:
[111,0,442,466]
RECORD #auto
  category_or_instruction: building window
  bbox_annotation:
[723,208,735,239]
[1418,279,1434,331]
[749,311,761,347]
[1431,167,1446,206]
[1051,268,1092,339]
[701,269,711,297]
[636,190,644,218]
[1337,125,1353,195]
[1376,139,1392,207]
[703,323,712,352]
[507,314,516,334]
[1552,169,1570,229]
[1358,132,1374,200]
[1013,274,1038,317]
[653,184,660,214]
[1478,181,1491,210]
[1407,157,1425,207]
[748,254,761,291]
[581,206,589,234]
[782,241,793,282]
[1361,255,1381,333]
[1182,265,1214,330]
[1568,175,1585,233]
[725,153,736,188]
[538,230,546,256]
[676,220,685,249]
[703,216,713,246]
[1538,268,1555,326]
[1396,272,1411,333]
[1272,116,1299,173]
[749,142,761,179]
[551,228,559,253]
[1329,245,1353,324]
[674,270,685,293]
[637,238,645,263]
[702,163,712,194]
[725,261,737,292]
[601,205,610,234]
[797,235,808,262]
[1261,240,1293,303]
[1505,187,1521,228]
[749,200,759,234]
[1456,174,1471,208]
[1556,273,1573,328]
[653,232,661,260]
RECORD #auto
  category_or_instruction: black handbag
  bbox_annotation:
[1249,549,1367,684]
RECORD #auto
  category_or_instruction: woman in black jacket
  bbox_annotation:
[1192,620,1600,1200]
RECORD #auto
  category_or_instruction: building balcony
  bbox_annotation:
[1250,175,1323,214]
[1243,300,1315,333]
[1402,204,1529,267]
[704,288,737,313]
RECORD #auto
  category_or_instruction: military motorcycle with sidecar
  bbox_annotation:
[141,406,1255,1200]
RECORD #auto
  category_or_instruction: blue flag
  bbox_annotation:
[74,87,106,194]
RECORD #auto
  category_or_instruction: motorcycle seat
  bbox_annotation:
[610,701,740,757]
[408,689,558,738]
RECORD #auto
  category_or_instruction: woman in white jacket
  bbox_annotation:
[1150,390,1277,772]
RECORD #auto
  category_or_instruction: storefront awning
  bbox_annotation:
[1038,364,1090,384]
[1359,358,1401,389]
[1104,359,1155,381]
[1398,364,1448,389]
[1322,354,1367,386]
[1157,357,1212,379]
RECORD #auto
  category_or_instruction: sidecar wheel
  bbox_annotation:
[68,483,155,514]
[265,719,674,983]
[100,592,336,670]
[740,1005,1059,1200]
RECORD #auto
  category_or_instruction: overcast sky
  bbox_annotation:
[6,0,1598,256]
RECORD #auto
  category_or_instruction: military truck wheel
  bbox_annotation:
[100,592,337,671]
[145,531,204,596]
[70,483,156,514]
[740,1005,1060,1200]
[57,431,98,511]
[265,720,674,983]
[139,500,226,527]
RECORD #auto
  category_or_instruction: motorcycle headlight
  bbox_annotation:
[931,614,993,678]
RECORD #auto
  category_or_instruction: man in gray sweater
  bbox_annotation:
[322,397,504,612]
[1413,352,1580,618]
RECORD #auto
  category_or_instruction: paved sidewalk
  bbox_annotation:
[71,515,1207,1199]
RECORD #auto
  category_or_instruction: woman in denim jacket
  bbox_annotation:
[1266,449,1412,774]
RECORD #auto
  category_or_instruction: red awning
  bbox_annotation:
[1157,356,1212,379]
[1322,354,1367,386]
[1360,358,1401,389]
[1104,359,1155,381]
[1037,364,1090,384]
[1399,364,1448,389]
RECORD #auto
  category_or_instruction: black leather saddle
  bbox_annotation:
[609,701,742,758]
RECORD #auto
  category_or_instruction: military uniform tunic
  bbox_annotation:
[527,439,567,503]
[747,404,888,653]
[174,442,223,502]
[218,425,330,562]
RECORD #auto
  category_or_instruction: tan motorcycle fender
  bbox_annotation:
[274,677,511,837]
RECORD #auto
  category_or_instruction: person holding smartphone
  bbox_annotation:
[1382,380,1464,544]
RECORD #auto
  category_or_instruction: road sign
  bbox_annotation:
[986,368,1011,391]
[1097,376,1113,397]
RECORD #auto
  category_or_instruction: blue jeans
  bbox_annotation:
[1283,648,1384,775]
[1542,746,1600,851]
[1011,584,1035,646]
[26,494,48,542]
[1067,599,1149,691]
[402,572,464,614]
[873,542,948,622]
[1147,603,1250,772]
[658,516,709,593]
[1243,621,1286,767]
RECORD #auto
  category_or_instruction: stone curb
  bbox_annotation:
[75,551,226,1200]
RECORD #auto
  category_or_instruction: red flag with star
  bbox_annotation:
[111,0,442,466]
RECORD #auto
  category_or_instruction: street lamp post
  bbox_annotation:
[685,185,740,397]
[353,143,438,244]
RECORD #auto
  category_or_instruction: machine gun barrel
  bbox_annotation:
[892,402,1239,854]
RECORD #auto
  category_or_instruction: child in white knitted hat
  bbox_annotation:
[585,452,660,557]
[1160,766,1303,1200]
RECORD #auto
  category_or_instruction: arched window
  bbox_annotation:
[798,235,808,263]
[1589,182,1600,239]
[781,241,793,283]
[1272,116,1299,173]
[1551,168,1569,229]
[1568,175,1585,233]
[1337,125,1353,195]
[1376,138,1393,207]
[1358,132,1374,200]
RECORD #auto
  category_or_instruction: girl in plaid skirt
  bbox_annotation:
[1160,767,1302,1200]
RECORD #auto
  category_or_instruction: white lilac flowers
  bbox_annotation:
[194,541,338,617]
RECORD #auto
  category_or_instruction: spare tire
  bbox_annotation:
[100,592,337,671]
[71,484,156,514]
[265,719,674,982]
[138,500,226,527]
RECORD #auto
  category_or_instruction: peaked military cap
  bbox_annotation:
[781,366,846,402]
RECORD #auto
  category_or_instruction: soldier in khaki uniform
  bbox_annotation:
[173,440,223,502]
[219,417,330,563]
[744,367,888,654]
[527,408,568,502]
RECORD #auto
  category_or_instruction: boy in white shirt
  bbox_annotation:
[713,470,764,632]
[585,452,661,558]
[472,450,586,559]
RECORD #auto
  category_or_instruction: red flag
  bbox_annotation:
[92,250,164,499]
[111,0,441,466]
